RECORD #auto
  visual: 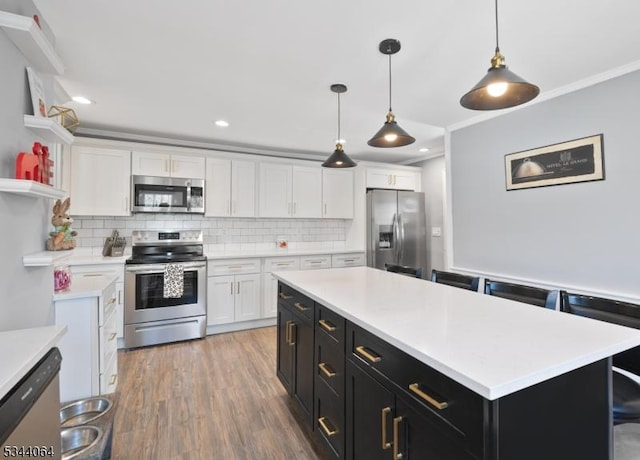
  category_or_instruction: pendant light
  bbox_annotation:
[367,39,415,148]
[322,84,357,168]
[460,0,539,110]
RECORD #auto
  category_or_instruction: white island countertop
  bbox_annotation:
[0,325,67,399]
[273,266,640,400]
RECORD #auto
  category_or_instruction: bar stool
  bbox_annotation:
[484,279,558,309]
[430,270,479,291]
[560,291,640,424]
[385,264,423,279]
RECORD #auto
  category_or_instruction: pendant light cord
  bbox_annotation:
[494,0,500,52]
[337,92,341,141]
[388,53,393,111]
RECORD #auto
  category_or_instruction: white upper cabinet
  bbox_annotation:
[70,146,131,216]
[205,158,256,217]
[291,166,322,218]
[322,169,354,219]
[366,167,418,191]
[131,151,205,179]
[259,163,293,217]
[259,163,322,218]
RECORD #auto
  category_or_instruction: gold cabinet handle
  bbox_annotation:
[288,321,296,345]
[393,416,403,459]
[381,407,392,450]
[279,292,293,300]
[294,302,309,312]
[408,383,449,410]
[285,320,291,344]
[355,345,381,363]
[109,374,117,386]
[318,362,336,378]
[318,417,337,437]
[318,319,336,332]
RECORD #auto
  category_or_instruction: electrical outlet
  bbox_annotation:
[431,227,442,237]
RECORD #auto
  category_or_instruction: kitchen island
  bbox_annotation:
[273,266,640,460]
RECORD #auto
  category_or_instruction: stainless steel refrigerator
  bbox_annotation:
[366,189,427,277]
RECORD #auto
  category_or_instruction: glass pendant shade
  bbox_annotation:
[323,83,356,168]
[322,143,357,168]
[460,0,539,111]
[367,110,415,147]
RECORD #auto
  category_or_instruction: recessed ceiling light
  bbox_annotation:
[214,120,229,127]
[419,147,430,152]
[72,96,93,104]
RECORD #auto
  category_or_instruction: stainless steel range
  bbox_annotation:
[124,230,207,348]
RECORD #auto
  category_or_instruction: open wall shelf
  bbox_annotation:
[23,250,73,267]
[0,178,66,199]
[24,115,75,144]
[0,11,64,75]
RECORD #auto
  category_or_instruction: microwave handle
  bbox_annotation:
[186,180,192,211]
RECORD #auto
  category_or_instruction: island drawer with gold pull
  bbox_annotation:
[316,330,345,397]
[315,373,344,459]
[316,303,345,345]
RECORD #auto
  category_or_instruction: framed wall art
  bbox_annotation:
[505,134,604,191]
[26,67,47,117]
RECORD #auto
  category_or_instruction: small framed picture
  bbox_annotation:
[26,67,47,117]
[276,236,288,249]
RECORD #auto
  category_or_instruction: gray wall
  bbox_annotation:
[414,156,446,275]
[0,0,58,331]
[449,70,640,299]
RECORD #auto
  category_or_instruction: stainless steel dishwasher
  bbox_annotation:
[0,348,62,458]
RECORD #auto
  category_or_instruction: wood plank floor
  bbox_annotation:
[111,326,326,460]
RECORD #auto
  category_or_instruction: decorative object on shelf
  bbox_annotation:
[15,141,53,184]
[460,0,539,110]
[46,198,77,251]
[102,229,126,257]
[368,39,415,148]
[322,83,356,168]
[276,236,288,249]
[47,105,79,133]
[505,134,604,191]
[53,264,71,292]
[26,67,47,117]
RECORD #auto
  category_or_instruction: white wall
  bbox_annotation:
[0,0,58,331]
[449,70,640,301]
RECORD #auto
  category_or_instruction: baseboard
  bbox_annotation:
[206,317,277,335]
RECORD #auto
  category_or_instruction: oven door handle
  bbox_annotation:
[126,262,206,273]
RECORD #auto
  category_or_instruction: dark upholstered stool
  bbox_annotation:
[385,264,423,279]
[430,270,479,291]
[560,291,640,424]
[484,279,558,309]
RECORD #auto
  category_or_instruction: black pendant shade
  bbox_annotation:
[460,0,539,111]
[322,83,356,168]
[368,39,415,148]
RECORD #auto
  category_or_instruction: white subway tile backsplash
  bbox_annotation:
[83,220,104,229]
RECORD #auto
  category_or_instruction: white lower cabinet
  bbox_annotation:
[331,252,365,268]
[261,256,301,319]
[207,258,261,326]
[300,254,331,270]
[54,274,118,403]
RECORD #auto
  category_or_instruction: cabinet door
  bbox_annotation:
[70,146,131,216]
[207,275,235,325]
[366,168,394,189]
[292,166,322,218]
[261,273,278,318]
[131,151,171,177]
[231,160,256,217]
[277,304,295,394]
[393,171,417,191]
[170,154,205,179]
[205,158,231,216]
[346,360,395,460]
[293,314,315,427]
[235,273,261,322]
[323,169,354,218]
[259,163,292,217]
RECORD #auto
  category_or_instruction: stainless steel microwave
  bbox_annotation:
[131,175,205,214]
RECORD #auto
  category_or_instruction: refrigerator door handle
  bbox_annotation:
[392,213,399,264]
[398,213,405,265]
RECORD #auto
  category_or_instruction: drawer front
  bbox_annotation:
[300,255,331,270]
[315,377,344,459]
[207,258,261,276]
[99,281,117,326]
[70,263,125,282]
[316,331,345,397]
[263,256,300,273]
[331,253,365,268]
[279,282,314,320]
[100,351,118,395]
[316,304,346,345]
[348,322,483,447]
[100,305,119,374]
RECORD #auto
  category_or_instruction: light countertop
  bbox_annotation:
[273,266,640,400]
[0,325,67,399]
[52,273,118,301]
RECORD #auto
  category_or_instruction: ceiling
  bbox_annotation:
[33,0,640,165]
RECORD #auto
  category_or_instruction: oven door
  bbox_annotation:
[124,261,207,324]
